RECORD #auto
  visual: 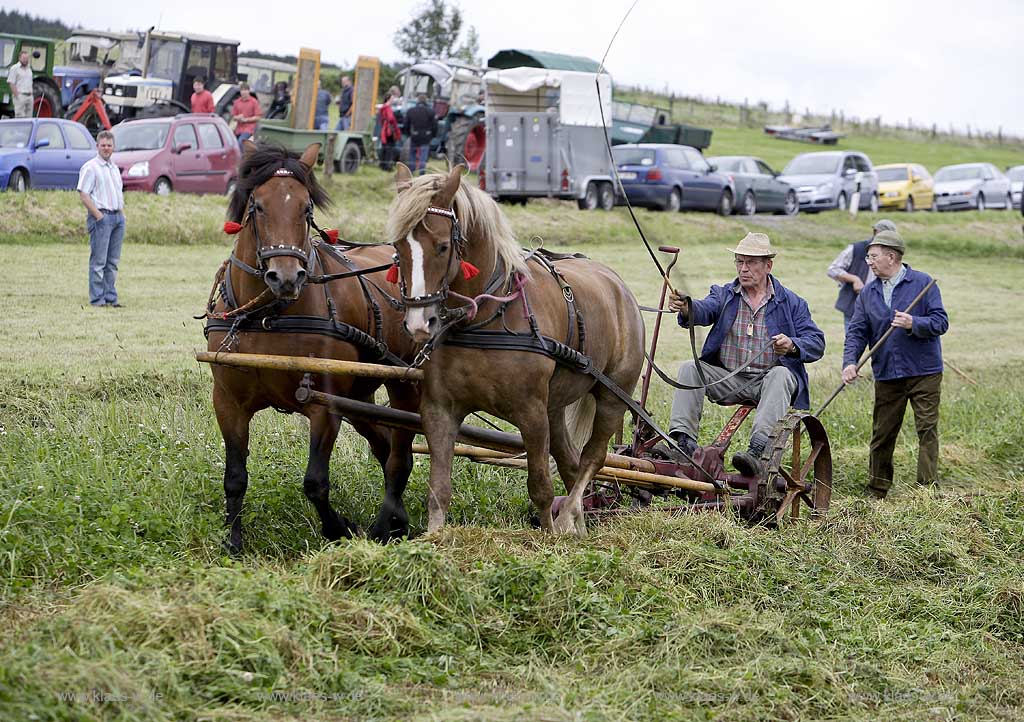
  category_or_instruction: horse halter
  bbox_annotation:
[229,168,314,280]
[395,205,466,315]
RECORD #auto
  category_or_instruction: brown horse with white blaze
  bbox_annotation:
[387,163,645,534]
[207,142,419,553]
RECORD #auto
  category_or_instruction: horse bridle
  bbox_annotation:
[229,168,315,281]
[394,205,465,320]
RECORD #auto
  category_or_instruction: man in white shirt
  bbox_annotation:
[7,50,34,118]
[77,130,126,307]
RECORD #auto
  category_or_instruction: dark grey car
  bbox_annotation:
[708,155,799,215]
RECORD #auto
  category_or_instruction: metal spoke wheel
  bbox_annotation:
[756,411,832,525]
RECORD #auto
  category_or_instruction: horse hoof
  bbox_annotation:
[367,517,409,544]
[221,538,243,556]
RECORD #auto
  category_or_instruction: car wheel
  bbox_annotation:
[154,177,172,196]
[598,182,615,211]
[741,191,756,215]
[225,178,237,197]
[836,192,847,211]
[8,168,28,192]
[577,182,599,211]
[662,188,681,212]
[717,189,734,216]
[782,190,799,216]
[976,193,985,211]
[869,193,879,212]
[905,196,914,213]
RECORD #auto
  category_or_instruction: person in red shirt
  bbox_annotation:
[190,78,215,114]
[230,82,262,145]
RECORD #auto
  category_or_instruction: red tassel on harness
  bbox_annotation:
[223,221,243,234]
[385,264,400,284]
[324,229,339,244]
[460,260,480,280]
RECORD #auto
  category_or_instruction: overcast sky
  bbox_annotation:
[14,0,1022,136]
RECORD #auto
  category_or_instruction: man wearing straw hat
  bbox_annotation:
[664,232,825,477]
[842,229,948,498]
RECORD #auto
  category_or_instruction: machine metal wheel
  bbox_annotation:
[756,411,832,525]
[447,114,486,171]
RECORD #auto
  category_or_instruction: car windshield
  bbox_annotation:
[1006,167,1024,182]
[783,154,841,175]
[612,148,656,166]
[112,122,170,151]
[877,167,909,182]
[710,158,744,172]
[0,123,32,148]
[935,166,982,182]
[146,38,186,82]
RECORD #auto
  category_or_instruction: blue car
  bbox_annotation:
[0,118,97,192]
[612,143,737,214]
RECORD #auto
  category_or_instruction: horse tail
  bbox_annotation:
[564,393,596,453]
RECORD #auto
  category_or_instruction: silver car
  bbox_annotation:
[707,155,799,215]
[777,150,879,213]
[1006,165,1024,209]
[933,163,1013,211]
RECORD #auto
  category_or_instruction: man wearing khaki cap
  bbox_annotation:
[842,229,948,498]
[663,232,825,477]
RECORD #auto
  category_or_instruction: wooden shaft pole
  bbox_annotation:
[195,351,423,382]
[411,442,719,494]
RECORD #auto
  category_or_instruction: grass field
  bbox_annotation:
[2,159,1024,721]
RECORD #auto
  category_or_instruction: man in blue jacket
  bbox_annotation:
[665,232,825,476]
[842,230,948,498]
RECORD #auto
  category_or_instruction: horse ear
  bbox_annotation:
[298,143,321,170]
[437,164,464,205]
[394,162,413,193]
[242,139,259,159]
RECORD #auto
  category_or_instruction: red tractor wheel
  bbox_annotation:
[32,81,61,119]
[463,123,486,171]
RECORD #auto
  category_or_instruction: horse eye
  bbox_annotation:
[437,244,450,256]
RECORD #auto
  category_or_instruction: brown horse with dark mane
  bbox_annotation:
[205,142,418,553]
[386,163,646,535]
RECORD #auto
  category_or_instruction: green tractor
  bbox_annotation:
[0,34,62,118]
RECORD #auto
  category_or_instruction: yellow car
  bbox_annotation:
[876,163,935,212]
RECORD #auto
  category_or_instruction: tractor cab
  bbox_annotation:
[395,59,485,165]
[101,31,239,124]
[54,31,144,110]
[236,57,296,119]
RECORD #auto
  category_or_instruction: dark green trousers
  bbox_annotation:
[869,372,942,495]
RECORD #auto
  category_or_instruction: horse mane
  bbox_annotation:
[385,172,529,276]
[226,143,331,222]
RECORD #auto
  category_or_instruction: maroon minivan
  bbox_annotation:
[111,114,240,195]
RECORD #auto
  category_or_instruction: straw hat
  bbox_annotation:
[727,232,776,258]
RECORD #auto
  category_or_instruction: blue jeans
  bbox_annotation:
[411,144,430,174]
[315,115,328,131]
[236,131,252,148]
[335,115,351,131]
[87,211,125,305]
